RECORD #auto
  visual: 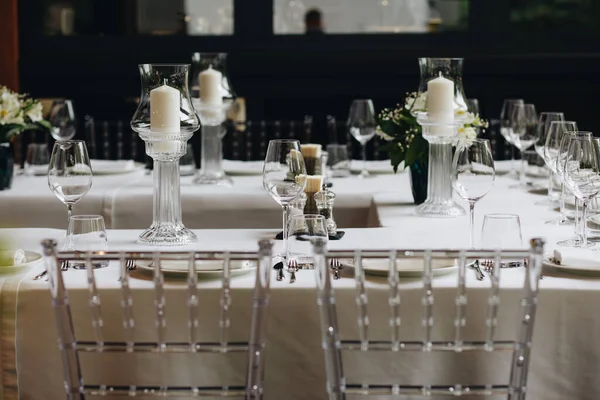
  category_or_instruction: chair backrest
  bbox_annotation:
[41,239,273,399]
[311,238,545,399]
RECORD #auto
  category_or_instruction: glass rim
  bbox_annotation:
[418,57,464,61]
[69,215,105,221]
[268,139,300,144]
[54,140,85,145]
[483,213,520,220]
[567,131,593,137]
[138,63,191,68]
[550,120,577,125]
[540,111,564,116]
[503,98,524,103]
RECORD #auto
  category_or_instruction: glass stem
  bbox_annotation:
[547,172,555,204]
[559,183,566,221]
[582,199,589,245]
[469,201,476,249]
[154,160,182,226]
[361,144,367,175]
[519,150,525,186]
[199,125,224,179]
[282,205,290,266]
[67,204,73,230]
[510,145,515,174]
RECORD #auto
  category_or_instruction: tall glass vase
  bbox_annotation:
[131,64,200,245]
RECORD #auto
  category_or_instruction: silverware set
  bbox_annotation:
[33,260,138,282]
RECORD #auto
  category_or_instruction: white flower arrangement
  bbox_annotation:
[0,86,49,142]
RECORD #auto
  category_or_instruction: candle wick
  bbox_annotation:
[208,64,213,70]
[438,71,443,78]
[163,78,168,86]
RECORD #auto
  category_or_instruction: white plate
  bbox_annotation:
[223,160,264,176]
[349,160,404,175]
[525,167,549,179]
[543,252,600,276]
[0,250,43,273]
[90,160,145,175]
[135,259,257,278]
[360,258,458,278]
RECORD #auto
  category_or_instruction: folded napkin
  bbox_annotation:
[0,249,26,267]
[91,159,136,171]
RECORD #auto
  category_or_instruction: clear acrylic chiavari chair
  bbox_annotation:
[41,239,273,399]
[311,238,545,399]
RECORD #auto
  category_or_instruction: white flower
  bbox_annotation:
[375,126,394,141]
[0,90,22,124]
[405,92,427,111]
[26,102,43,122]
[458,126,477,139]
[462,112,475,125]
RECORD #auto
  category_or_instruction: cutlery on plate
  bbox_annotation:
[468,260,485,281]
[330,258,343,280]
[33,261,68,281]
[118,259,137,282]
[273,261,285,282]
[288,259,298,284]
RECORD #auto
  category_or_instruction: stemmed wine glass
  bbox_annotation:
[560,132,600,248]
[262,139,307,267]
[48,140,93,229]
[347,99,377,178]
[535,112,564,204]
[48,100,77,142]
[500,99,524,178]
[544,120,578,225]
[510,103,537,186]
[452,138,496,248]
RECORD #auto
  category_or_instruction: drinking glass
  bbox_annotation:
[561,132,600,248]
[49,99,77,142]
[326,144,350,177]
[262,139,307,266]
[25,143,50,176]
[347,99,377,178]
[510,103,538,186]
[481,214,523,248]
[288,214,328,266]
[536,112,564,204]
[48,140,93,229]
[500,99,524,178]
[544,120,578,225]
[66,215,109,269]
[452,138,496,248]
[467,98,480,115]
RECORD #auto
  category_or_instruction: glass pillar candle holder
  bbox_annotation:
[414,58,469,114]
[131,64,200,246]
[193,100,233,186]
[415,114,465,218]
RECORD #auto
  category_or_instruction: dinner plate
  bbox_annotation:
[223,160,264,176]
[360,258,458,278]
[135,259,257,278]
[90,160,145,175]
[543,251,600,276]
[349,160,403,175]
[0,250,43,273]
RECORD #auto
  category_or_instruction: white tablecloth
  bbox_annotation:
[1,162,600,399]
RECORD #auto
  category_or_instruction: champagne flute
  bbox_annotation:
[544,120,578,225]
[510,103,537,187]
[262,139,307,267]
[536,112,564,204]
[452,138,496,248]
[562,132,600,248]
[49,100,77,142]
[500,99,524,178]
[347,99,377,178]
[48,140,93,229]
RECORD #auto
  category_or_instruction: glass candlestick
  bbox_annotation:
[415,114,465,218]
[131,64,200,246]
[193,99,233,186]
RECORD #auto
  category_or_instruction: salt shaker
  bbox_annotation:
[314,186,337,236]
[289,192,307,219]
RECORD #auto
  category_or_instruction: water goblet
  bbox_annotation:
[561,132,600,248]
[48,140,93,229]
[481,214,523,248]
[262,139,307,267]
[510,103,538,187]
[452,138,496,248]
[49,99,77,142]
[66,215,109,269]
[500,99,524,178]
[347,99,377,178]
[535,112,564,204]
[544,120,578,225]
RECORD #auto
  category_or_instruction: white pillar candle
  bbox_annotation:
[427,72,454,123]
[199,65,223,106]
[150,82,181,133]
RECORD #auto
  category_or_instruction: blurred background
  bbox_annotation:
[2,0,599,158]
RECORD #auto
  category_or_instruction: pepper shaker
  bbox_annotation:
[314,186,337,237]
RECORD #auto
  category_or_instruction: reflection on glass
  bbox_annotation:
[273,0,470,34]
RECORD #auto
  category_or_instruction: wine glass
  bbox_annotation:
[49,100,77,142]
[510,103,537,187]
[48,140,93,229]
[536,112,564,204]
[262,139,307,267]
[544,121,578,225]
[347,99,377,178]
[500,99,524,178]
[561,132,600,248]
[452,138,496,248]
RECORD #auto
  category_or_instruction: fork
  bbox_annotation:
[118,260,137,282]
[330,258,343,280]
[288,259,298,284]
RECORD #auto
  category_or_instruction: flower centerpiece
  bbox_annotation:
[0,86,50,190]
[376,92,488,204]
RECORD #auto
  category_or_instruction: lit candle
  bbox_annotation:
[150,82,181,133]
[199,65,223,106]
[427,72,454,123]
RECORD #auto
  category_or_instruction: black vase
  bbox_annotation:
[409,160,427,205]
[0,142,14,191]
